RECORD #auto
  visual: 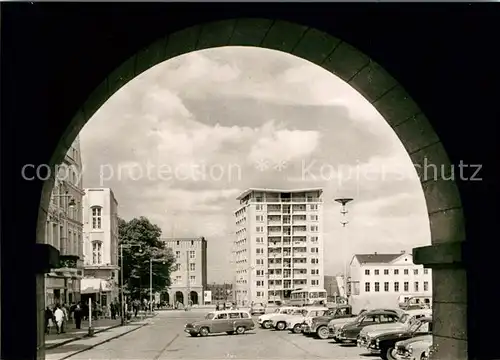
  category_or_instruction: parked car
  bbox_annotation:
[271,307,307,330]
[184,310,255,337]
[250,303,266,316]
[258,306,296,329]
[336,309,402,343]
[328,308,369,341]
[302,305,355,339]
[395,334,432,360]
[286,306,329,333]
[358,309,431,348]
[363,317,432,360]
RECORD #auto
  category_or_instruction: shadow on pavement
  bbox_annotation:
[45,343,93,354]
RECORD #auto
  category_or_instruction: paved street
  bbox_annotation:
[61,310,367,360]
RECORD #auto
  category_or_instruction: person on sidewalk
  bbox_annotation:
[54,305,65,334]
[110,302,117,320]
[73,303,83,329]
[45,307,54,335]
[61,304,69,333]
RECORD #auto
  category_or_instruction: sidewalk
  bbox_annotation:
[45,312,157,349]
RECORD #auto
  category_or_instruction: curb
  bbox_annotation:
[45,313,158,350]
[58,323,148,360]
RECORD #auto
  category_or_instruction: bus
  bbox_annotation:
[289,288,328,306]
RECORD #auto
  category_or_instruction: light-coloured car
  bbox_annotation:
[395,334,432,360]
[271,307,306,330]
[258,306,296,329]
[358,309,430,348]
[250,303,266,316]
[184,310,255,337]
[286,307,328,333]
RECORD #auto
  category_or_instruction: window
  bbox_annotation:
[384,269,389,275]
[394,269,399,275]
[190,276,196,284]
[374,269,379,275]
[91,207,102,229]
[360,315,377,324]
[414,282,419,292]
[175,251,180,259]
[191,240,194,246]
[256,248,264,255]
[190,263,195,271]
[256,281,264,286]
[256,226,264,232]
[310,215,318,221]
[176,241,180,245]
[311,280,319,285]
[311,269,319,275]
[404,282,409,292]
[256,270,264,276]
[374,282,380,292]
[240,312,250,318]
[256,215,264,222]
[365,282,370,292]
[256,259,264,265]
[189,250,195,259]
[310,236,318,242]
[256,237,264,243]
[216,313,228,319]
[310,225,318,232]
[229,312,240,319]
[175,263,181,271]
[310,247,319,253]
[384,282,389,292]
[404,269,409,275]
[256,291,263,297]
[256,204,263,211]
[310,204,318,210]
[424,269,429,275]
[414,269,419,275]
[311,258,319,264]
[394,282,400,292]
[424,281,429,291]
[92,241,102,264]
[380,314,397,323]
[365,269,370,275]
[175,276,181,284]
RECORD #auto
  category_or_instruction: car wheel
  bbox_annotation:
[199,327,209,337]
[236,326,246,335]
[263,321,272,329]
[226,331,234,335]
[316,326,329,340]
[276,322,286,330]
[421,353,429,360]
[385,347,397,360]
[293,324,302,334]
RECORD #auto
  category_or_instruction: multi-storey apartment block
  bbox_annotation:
[348,251,433,314]
[163,237,207,306]
[233,188,324,305]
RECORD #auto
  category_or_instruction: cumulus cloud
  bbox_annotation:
[80,46,430,282]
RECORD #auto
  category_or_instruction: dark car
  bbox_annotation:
[302,305,355,339]
[365,317,432,360]
[336,310,402,343]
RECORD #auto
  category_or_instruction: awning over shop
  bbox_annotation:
[81,278,114,294]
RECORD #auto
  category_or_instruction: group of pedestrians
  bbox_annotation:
[45,302,85,335]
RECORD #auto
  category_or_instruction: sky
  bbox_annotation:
[79,46,431,283]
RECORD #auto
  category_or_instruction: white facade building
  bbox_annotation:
[348,252,433,314]
[44,135,85,306]
[233,188,324,305]
[81,188,120,306]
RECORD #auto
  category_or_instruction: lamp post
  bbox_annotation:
[334,198,354,304]
[119,243,142,325]
[143,256,168,314]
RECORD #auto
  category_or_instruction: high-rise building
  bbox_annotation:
[81,188,120,306]
[233,188,324,306]
[163,237,208,306]
[44,135,85,306]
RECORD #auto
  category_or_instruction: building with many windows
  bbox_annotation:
[81,188,120,306]
[348,251,433,314]
[163,237,208,306]
[233,188,324,306]
[44,136,85,306]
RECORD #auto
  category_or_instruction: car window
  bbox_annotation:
[240,312,250,318]
[399,314,409,324]
[361,315,377,324]
[229,312,240,319]
[205,313,215,320]
[415,322,431,333]
[216,313,228,319]
[379,314,394,323]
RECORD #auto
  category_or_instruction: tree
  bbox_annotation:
[118,216,176,299]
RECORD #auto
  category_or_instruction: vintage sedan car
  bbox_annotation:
[364,317,432,360]
[336,309,402,343]
[250,303,266,315]
[302,305,355,339]
[258,306,296,329]
[184,310,255,337]
[286,306,329,333]
[271,307,307,330]
[328,308,369,341]
[358,309,431,348]
[395,334,432,360]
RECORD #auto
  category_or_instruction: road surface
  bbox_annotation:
[67,310,369,359]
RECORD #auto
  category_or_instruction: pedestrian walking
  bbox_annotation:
[54,305,64,334]
[215,302,220,311]
[45,307,54,334]
[73,303,83,329]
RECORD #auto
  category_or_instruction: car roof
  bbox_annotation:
[363,309,401,316]
[405,309,432,315]
[211,310,250,314]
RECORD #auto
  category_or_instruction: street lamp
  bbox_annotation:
[334,198,354,304]
[143,256,168,314]
[119,243,142,325]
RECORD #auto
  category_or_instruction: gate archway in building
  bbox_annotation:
[175,291,184,305]
[37,18,468,360]
[189,291,199,305]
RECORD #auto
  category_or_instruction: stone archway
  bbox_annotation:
[38,18,467,359]
[189,291,199,305]
[175,291,184,305]
[162,292,169,304]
